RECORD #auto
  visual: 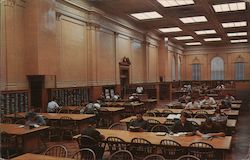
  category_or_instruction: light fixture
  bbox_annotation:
[180,16,207,24]
[222,21,247,28]
[174,36,193,40]
[130,11,163,20]
[204,38,222,41]
[212,2,246,13]
[195,30,216,35]
[156,0,194,7]
[158,27,182,33]
[185,42,202,45]
[227,32,247,37]
[231,39,248,43]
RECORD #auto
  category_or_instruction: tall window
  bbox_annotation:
[178,57,181,80]
[192,64,201,80]
[235,62,244,80]
[211,57,224,80]
[172,56,176,81]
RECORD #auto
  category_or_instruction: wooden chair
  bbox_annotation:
[57,108,69,114]
[109,150,133,160]
[151,124,171,133]
[143,112,156,117]
[194,114,208,119]
[195,110,208,115]
[108,122,127,130]
[177,155,200,160]
[162,109,174,117]
[1,118,12,124]
[72,148,96,160]
[15,119,26,125]
[143,154,165,160]
[181,110,193,118]
[60,116,77,140]
[160,139,185,159]
[129,138,154,159]
[147,119,161,131]
[0,132,19,159]
[44,145,68,158]
[190,121,199,130]
[106,136,127,154]
[164,119,175,127]
[188,142,215,159]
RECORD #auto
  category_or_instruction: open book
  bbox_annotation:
[129,126,141,132]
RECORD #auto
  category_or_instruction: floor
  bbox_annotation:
[43,100,250,160]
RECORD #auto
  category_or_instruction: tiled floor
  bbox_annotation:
[44,101,250,160]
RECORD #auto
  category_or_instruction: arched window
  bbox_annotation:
[172,56,176,81]
[178,57,181,80]
[211,57,224,80]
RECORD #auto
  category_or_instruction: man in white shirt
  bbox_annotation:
[200,95,216,106]
[185,98,201,109]
[47,99,60,113]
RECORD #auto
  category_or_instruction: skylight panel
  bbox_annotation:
[222,21,247,28]
[213,2,246,13]
[204,38,222,41]
[195,30,216,35]
[174,36,193,40]
[157,0,194,7]
[230,39,248,43]
[180,16,207,24]
[185,42,202,45]
[227,32,247,37]
[158,27,182,33]
[130,11,163,20]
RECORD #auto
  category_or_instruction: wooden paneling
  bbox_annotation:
[148,45,158,82]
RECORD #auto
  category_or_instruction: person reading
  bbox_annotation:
[129,114,149,132]
[185,97,201,109]
[47,98,61,113]
[172,112,197,135]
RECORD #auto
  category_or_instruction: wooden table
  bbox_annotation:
[0,123,49,153]
[4,113,95,131]
[11,153,74,160]
[151,108,239,117]
[74,129,232,150]
[120,116,236,128]
[231,100,242,104]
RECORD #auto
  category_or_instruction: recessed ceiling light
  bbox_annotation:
[130,11,163,20]
[204,38,222,41]
[174,36,193,40]
[158,27,182,33]
[227,32,247,37]
[156,0,194,7]
[180,16,207,24]
[230,39,248,43]
[222,21,247,28]
[213,2,246,13]
[195,30,216,35]
[185,42,202,45]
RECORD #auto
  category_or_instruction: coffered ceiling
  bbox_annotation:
[88,0,250,48]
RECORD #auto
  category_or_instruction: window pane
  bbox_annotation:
[235,62,244,80]
[211,57,224,80]
[192,64,200,80]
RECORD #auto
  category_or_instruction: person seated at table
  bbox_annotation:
[128,95,140,102]
[185,97,201,110]
[136,86,144,94]
[200,94,216,107]
[178,94,188,103]
[210,109,227,125]
[83,100,101,114]
[172,112,197,134]
[219,100,231,110]
[129,113,149,132]
[47,98,61,113]
[112,93,120,101]
[81,119,105,160]
[225,94,235,102]
[25,112,46,126]
[196,118,225,138]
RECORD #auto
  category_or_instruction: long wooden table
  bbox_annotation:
[151,108,239,117]
[4,113,95,131]
[74,129,232,150]
[120,116,236,128]
[0,123,49,153]
[11,153,74,160]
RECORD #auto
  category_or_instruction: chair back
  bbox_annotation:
[109,150,133,160]
[72,148,96,160]
[177,155,200,160]
[58,109,69,114]
[182,110,193,118]
[164,119,175,127]
[143,154,165,160]
[44,145,68,157]
[106,136,127,154]
[160,139,184,159]
[151,124,171,133]
[162,109,174,117]
[15,119,25,125]
[109,122,127,130]
[143,112,156,117]
[194,114,208,119]
[1,118,12,124]
[130,138,154,158]
[77,135,98,149]
[189,142,214,159]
